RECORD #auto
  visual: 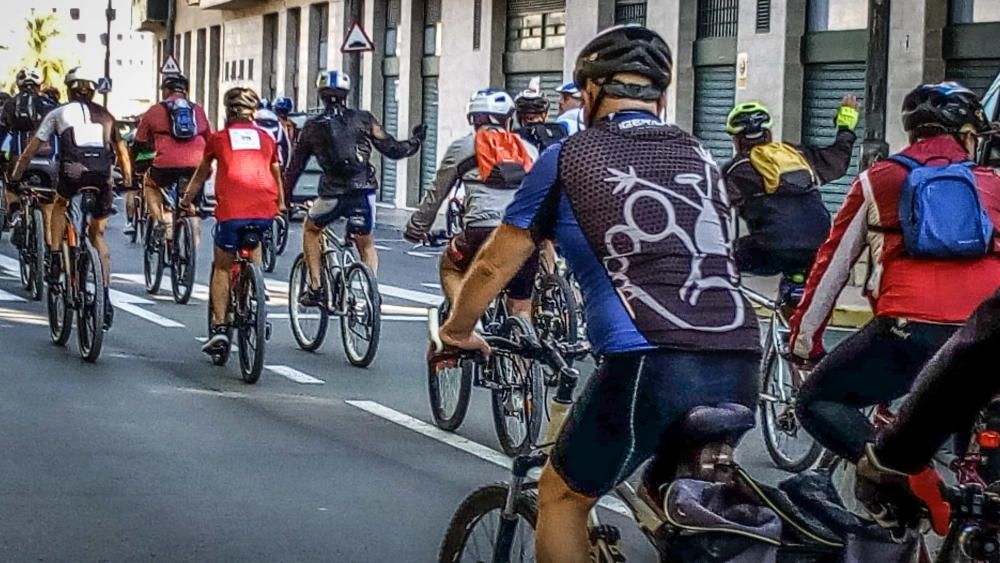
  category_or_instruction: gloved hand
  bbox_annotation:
[855,443,950,535]
[412,124,427,142]
[403,222,426,244]
[834,95,860,132]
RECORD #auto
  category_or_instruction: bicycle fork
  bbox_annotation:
[493,452,548,563]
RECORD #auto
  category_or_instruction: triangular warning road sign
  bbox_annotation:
[160,55,181,75]
[341,21,375,53]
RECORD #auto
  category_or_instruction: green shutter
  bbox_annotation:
[420,77,440,198]
[380,78,399,203]
[802,62,866,213]
[505,72,564,117]
[945,59,1000,97]
[693,65,736,163]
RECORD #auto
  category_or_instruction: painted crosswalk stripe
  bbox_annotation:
[406,251,436,259]
[0,288,26,302]
[108,289,185,328]
[421,282,441,290]
[378,285,441,306]
[0,254,20,274]
[374,244,392,251]
[266,365,325,384]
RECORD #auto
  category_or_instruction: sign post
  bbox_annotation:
[341,17,373,109]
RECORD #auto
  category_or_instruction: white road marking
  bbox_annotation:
[381,315,427,322]
[381,304,428,315]
[346,400,632,519]
[113,273,210,301]
[421,282,442,290]
[0,288,26,302]
[0,307,47,326]
[0,254,21,274]
[374,244,392,251]
[266,365,325,385]
[108,289,185,328]
[406,251,436,259]
[378,284,441,306]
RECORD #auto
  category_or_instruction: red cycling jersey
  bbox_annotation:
[136,94,211,170]
[790,135,1000,359]
[205,122,280,222]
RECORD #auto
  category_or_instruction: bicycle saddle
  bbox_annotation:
[346,214,368,235]
[237,226,265,251]
[680,403,754,447]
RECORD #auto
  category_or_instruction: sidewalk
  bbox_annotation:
[374,204,873,329]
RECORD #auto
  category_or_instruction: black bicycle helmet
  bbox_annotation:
[902,82,988,135]
[515,90,550,115]
[573,25,673,100]
[160,73,189,92]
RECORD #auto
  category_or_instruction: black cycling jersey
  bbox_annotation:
[283,106,420,197]
[517,122,566,152]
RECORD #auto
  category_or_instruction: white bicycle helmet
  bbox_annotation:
[16,67,42,88]
[254,108,282,140]
[466,89,515,126]
[64,66,99,90]
[317,70,351,94]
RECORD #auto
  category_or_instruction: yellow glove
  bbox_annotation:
[835,105,859,132]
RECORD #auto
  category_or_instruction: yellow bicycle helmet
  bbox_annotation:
[726,102,773,138]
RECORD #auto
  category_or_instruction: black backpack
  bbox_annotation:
[518,122,567,151]
[58,103,114,186]
[10,93,43,131]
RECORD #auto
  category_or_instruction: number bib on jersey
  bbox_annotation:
[229,128,262,151]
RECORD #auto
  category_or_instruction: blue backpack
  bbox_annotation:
[888,154,996,258]
[161,98,197,140]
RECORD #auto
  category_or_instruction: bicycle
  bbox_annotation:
[532,252,583,350]
[47,186,107,363]
[262,212,289,273]
[743,284,824,473]
[205,224,271,384]
[287,218,381,367]
[126,181,145,244]
[142,181,197,304]
[15,183,54,301]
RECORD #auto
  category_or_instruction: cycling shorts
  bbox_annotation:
[308,191,375,235]
[447,226,539,301]
[551,349,760,498]
[147,166,197,191]
[57,178,115,219]
[214,218,274,252]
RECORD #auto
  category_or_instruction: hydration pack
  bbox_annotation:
[162,98,197,140]
[11,93,44,131]
[888,155,996,258]
[518,122,567,152]
[325,112,369,178]
[464,129,534,190]
[748,143,817,195]
[58,103,113,186]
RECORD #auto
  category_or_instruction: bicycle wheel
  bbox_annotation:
[438,483,538,563]
[29,208,45,301]
[128,197,140,244]
[428,302,473,431]
[135,198,146,245]
[18,214,33,291]
[76,243,105,363]
[206,287,232,367]
[170,218,196,304]
[143,221,164,294]
[47,253,72,346]
[491,316,545,457]
[288,254,329,351]
[340,261,381,367]
[237,262,268,384]
[760,348,824,472]
[262,233,277,273]
[532,272,578,345]
[274,214,289,255]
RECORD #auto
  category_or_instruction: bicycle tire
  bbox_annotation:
[170,218,196,304]
[288,254,329,352]
[262,234,277,273]
[760,348,824,473]
[206,288,232,367]
[532,272,579,346]
[47,252,72,346]
[491,316,545,457]
[428,302,473,432]
[143,221,164,294]
[127,198,139,244]
[0,181,6,242]
[18,211,31,291]
[340,261,381,368]
[135,198,146,245]
[29,208,45,301]
[438,483,538,563]
[76,243,105,363]
[275,215,289,255]
[238,262,267,384]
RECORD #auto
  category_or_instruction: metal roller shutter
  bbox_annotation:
[693,65,736,164]
[420,77,440,198]
[615,0,647,25]
[505,72,563,117]
[802,62,866,212]
[508,0,565,16]
[945,59,1000,97]
[380,78,399,203]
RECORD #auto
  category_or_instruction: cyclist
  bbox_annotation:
[789,82,1000,466]
[404,88,539,317]
[554,81,584,136]
[285,70,424,304]
[273,96,298,146]
[1,67,57,242]
[437,26,761,562]
[12,66,133,329]
[123,117,155,235]
[134,73,211,240]
[723,98,858,309]
[253,105,291,169]
[179,87,285,354]
[514,85,566,152]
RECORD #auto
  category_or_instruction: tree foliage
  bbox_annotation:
[19,13,69,97]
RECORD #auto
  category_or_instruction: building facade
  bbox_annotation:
[132,0,1000,211]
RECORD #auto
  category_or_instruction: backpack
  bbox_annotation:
[886,155,996,258]
[518,122,567,151]
[161,98,198,140]
[464,129,534,189]
[324,111,369,178]
[748,143,817,195]
[58,103,113,186]
[11,93,43,131]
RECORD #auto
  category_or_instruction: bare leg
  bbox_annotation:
[439,251,465,305]
[88,217,111,285]
[48,196,68,252]
[210,247,235,327]
[536,462,597,563]
[41,203,54,247]
[508,297,532,320]
[354,232,378,275]
[143,176,165,227]
[303,218,324,289]
[125,191,137,221]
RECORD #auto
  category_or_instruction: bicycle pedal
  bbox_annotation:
[265,321,273,341]
[589,525,622,544]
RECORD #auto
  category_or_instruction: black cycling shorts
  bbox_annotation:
[57,178,115,219]
[551,349,760,498]
[147,167,197,191]
[447,226,539,301]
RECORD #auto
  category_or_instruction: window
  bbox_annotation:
[248,59,254,81]
[507,12,566,51]
[116,59,122,66]
[614,0,646,26]
[238,60,245,81]
[70,8,80,20]
[100,33,108,46]
[117,33,123,40]
[77,34,87,43]
[424,0,442,55]
[225,61,230,80]
[385,0,400,57]
[473,0,482,50]
[807,0,867,31]
[756,0,771,33]
[697,0,739,39]
[950,0,1000,23]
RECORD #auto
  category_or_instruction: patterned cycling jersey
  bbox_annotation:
[504,111,760,354]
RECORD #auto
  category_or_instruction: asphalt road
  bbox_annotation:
[0,210,847,561]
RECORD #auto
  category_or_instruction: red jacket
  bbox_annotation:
[790,135,1000,358]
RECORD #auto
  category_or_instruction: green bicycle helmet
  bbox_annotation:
[726,102,773,138]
